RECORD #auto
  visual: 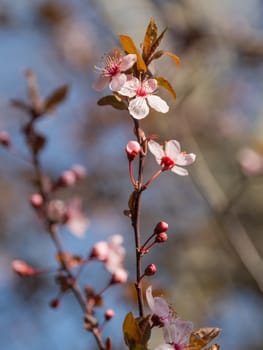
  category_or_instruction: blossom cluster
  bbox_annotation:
[93,49,169,119]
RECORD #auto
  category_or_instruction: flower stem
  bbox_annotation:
[131,118,146,317]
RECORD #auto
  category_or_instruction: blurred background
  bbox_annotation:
[1,0,263,349]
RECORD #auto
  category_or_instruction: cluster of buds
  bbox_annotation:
[52,164,86,190]
[90,235,128,285]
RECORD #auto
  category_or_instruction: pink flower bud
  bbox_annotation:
[126,141,141,161]
[155,232,168,243]
[59,170,77,187]
[71,164,86,180]
[30,193,44,209]
[50,298,61,309]
[104,309,115,321]
[0,131,11,147]
[111,268,128,284]
[238,148,263,176]
[90,241,109,261]
[144,263,157,276]
[12,259,35,276]
[154,221,169,234]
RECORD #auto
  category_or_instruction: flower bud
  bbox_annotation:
[71,164,86,180]
[111,268,128,284]
[50,298,61,309]
[90,241,109,261]
[126,141,141,161]
[12,259,35,276]
[104,309,115,321]
[0,131,11,147]
[144,263,157,276]
[155,232,168,243]
[30,193,44,209]
[154,221,168,234]
[59,170,77,187]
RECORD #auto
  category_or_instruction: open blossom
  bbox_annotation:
[92,48,137,91]
[118,77,169,119]
[146,286,193,350]
[91,235,127,276]
[148,139,196,176]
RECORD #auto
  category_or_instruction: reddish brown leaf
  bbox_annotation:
[44,84,69,113]
[119,35,147,72]
[142,17,158,62]
[156,77,177,99]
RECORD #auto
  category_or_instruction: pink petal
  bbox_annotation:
[148,140,164,164]
[171,165,189,176]
[92,75,110,91]
[144,79,158,94]
[128,96,149,119]
[109,73,127,91]
[165,140,181,158]
[147,95,169,114]
[120,54,137,71]
[146,286,170,319]
[170,319,193,345]
[176,152,196,166]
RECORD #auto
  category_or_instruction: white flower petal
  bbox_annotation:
[109,73,127,91]
[148,140,164,164]
[120,54,137,71]
[155,345,173,350]
[144,79,158,94]
[176,152,196,166]
[170,319,193,345]
[147,95,169,114]
[146,286,170,319]
[92,75,110,91]
[165,140,181,158]
[171,165,189,176]
[128,97,149,119]
[118,77,139,97]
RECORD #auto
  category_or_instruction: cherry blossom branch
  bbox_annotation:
[28,126,106,350]
[131,118,146,317]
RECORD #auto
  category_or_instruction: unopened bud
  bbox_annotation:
[50,298,60,309]
[154,221,169,234]
[12,259,35,276]
[106,337,112,350]
[144,263,157,276]
[0,131,11,147]
[30,193,44,209]
[155,232,168,243]
[59,170,77,187]
[111,268,128,284]
[104,309,115,321]
[71,164,86,180]
[126,141,141,161]
[90,241,109,261]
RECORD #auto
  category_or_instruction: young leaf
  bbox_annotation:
[24,70,40,109]
[164,51,181,66]
[10,99,31,113]
[188,328,221,350]
[119,35,147,72]
[148,27,167,60]
[204,345,220,350]
[44,84,69,113]
[123,312,141,348]
[142,18,158,62]
[156,77,177,99]
[97,95,127,110]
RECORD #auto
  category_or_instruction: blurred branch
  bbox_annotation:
[182,111,263,294]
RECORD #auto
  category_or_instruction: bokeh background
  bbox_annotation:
[1,0,263,349]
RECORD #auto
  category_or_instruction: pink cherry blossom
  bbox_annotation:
[237,147,263,176]
[93,48,137,91]
[146,286,193,350]
[118,77,169,119]
[90,235,127,277]
[65,197,89,238]
[148,139,196,176]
